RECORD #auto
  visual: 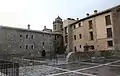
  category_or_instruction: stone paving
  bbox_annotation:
[19,57,120,76]
[54,72,84,76]
[19,65,66,76]
[52,63,96,71]
[79,65,120,76]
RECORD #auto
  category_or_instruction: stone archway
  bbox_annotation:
[66,52,75,62]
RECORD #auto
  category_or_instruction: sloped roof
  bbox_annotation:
[0,25,61,35]
[69,4,120,26]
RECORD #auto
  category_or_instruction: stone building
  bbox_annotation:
[0,4,120,58]
[62,5,120,53]
[62,18,77,53]
[0,24,63,58]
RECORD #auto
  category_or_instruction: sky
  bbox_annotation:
[0,0,119,30]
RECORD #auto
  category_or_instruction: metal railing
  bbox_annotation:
[0,60,19,76]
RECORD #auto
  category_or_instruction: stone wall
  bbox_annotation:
[66,50,116,62]
[0,26,63,59]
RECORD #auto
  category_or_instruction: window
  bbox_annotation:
[107,40,113,47]
[55,35,56,40]
[89,32,94,40]
[74,35,76,40]
[43,34,44,36]
[31,45,34,49]
[20,35,22,37]
[42,42,44,46]
[57,47,60,53]
[65,36,68,43]
[65,27,68,34]
[107,28,112,38]
[25,45,28,49]
[60,25,63,28]
[74,46,77,52]
[73,25,76,29]
[88,20,93,29]
[105,15,111,25]
[54,25,56,30]
[31,35,34,39]
[57,35,59,38]
[80,45,81,48]
[26,35,28,38]
[79,23,81,27]
[79,34,82,39]
[91,45,94,50]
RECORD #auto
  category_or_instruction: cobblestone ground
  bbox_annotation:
[79,65,120,76]
[19,65,66,76]
[18,57,120,76]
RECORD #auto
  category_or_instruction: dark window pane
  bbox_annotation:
[80,45,81,48]
[31,45,34,49]
[26,45,28,49]
[105,15,111,25]
[20,35,22,37]
[90,32,94,40]
[107,28,112,38]
[55,35,56,40]
[42,42,44,46]
[107,40,113,47]
[60,25,63,28]
[74,46,77,52]
[26,35,28,39]
[54,25,56,30]
[74,35,76,40]
[79,34,82,39]
[31,35,34,39]
[89,20,93,29]
[91,45,94,50]
[73,25,76,29]
[65,27,68,34]
[65,36,68,43]
[79,23,81,27]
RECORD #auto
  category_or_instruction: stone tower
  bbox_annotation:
[53,16,63,33]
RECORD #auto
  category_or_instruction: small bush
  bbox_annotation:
[100,51,112,58]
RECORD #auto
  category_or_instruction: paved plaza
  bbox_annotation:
[19,57,120,76]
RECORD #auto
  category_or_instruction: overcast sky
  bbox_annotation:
[0,0,119,30]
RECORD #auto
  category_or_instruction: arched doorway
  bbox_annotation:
[42,50,46,57]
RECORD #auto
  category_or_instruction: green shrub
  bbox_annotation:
[100,51,112,57]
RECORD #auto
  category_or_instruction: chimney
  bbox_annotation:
[44,26,46,29]
[28,24,30,29]
[86,13,89,16]
[77,18,79,20]
[94,10,97,14]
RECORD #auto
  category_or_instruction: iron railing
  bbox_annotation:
[0,60,19,76]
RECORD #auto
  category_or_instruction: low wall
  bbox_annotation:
[66,51,95,62]
[66,50,117,62]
